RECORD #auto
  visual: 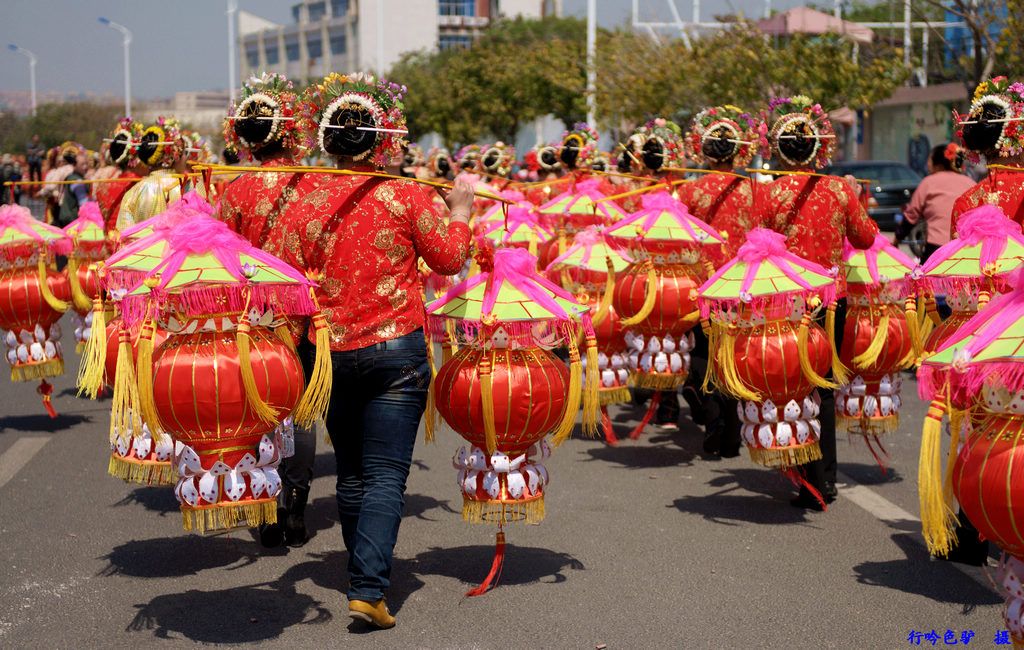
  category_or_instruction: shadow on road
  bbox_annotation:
[112,486,180,516]
[839,460,905,487]
[413,542,584,587]
[671,467,820,526]
[0,412,91,432]
[583,442,697,469]
[100,536,263,579]
[853,533,1002,610]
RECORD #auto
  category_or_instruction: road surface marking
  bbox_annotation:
[0,437,50,489]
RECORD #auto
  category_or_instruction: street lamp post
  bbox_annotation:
[227,0,238,101]
[7,44,37,117]
[98,17,133,118]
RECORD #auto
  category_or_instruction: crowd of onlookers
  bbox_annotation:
[1,134,95,207]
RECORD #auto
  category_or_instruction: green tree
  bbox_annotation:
[0,102,123,155]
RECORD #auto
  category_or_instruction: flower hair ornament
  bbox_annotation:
[426,146,453,177]
[480,141,516,177]
[108,117,144,167]
[559,123,600,169]
[223,72,299,157]
[136,116,186,169]
[956,76,1024,163]
[943,142,966,172]
[627,117,685,172]
[455,144,482,172]
[529,142,561,173]
[686,106,759,168]
[297,71,407,168]
[762,96,836,169]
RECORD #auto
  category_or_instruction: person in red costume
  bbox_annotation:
[523,141,564,206]
[758,95,879,511]
[617,117,688,213]
[282,71,474,629]
[545,123,617,198]
[95,119,146,233]
[950,76,1024,236]
[216,72,321,550]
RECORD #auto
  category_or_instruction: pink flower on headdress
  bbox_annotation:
[654,118,666,127]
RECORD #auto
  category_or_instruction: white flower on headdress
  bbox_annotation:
[739,290,753,303]
[952,347,973,372]
[234,92,282,148]
[249,75,263,86]
[827,265,840,278]
[910,266,924,281]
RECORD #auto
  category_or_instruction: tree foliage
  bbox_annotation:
[0,102,124,155]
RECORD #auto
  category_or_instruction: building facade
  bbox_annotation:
[238,0,561,84]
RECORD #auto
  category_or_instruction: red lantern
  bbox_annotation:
[63,202,109,353]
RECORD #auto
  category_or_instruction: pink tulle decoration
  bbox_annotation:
[698,228,837,319]
[482,206,550,242]
[841,232,918,292]
[73,202,104,229]
[118,190,215,241]
[0,203,72,259]
[922,205,1024,294]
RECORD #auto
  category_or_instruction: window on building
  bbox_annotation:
[265,42,279,65]
[308,1,326,22]
[329,29,347,55]
[439,33,473,50]
[307,32,323,59]
[245,43,259,68]
[292,5,301,23]
[439,0,475,17]
[285,35,300,61]
[331,0,349,17]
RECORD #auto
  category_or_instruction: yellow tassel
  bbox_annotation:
[826,302,850,385]
[582,334,600,437]
[423,329,438,443]
[918,398,957,556]
[620,262,657,327]
[797,312,837,389]
[599,386,632,405]
[135,319,166,440]
[294,310,333,426]
[528,228,538,257]
[701,318,718,394]
[591,257,615,327]
[235,320,281,425]
[461,495,545,525]
[717,325,761,402]
[551,335,583,447]
[181,500,277,534]
[943,406,966,512]
[557,227,567,256]
[978,289,991,310]
[924,292,942,327]
[273,323,297,355]
[853,311,889,370]
[110,327,142,445]
[77,296,108,398]
[66,257,94,313]
[905,296,922,362]
[443,320,457,363]
[478,354,497,455]
[37,256,69,313]
[747,443,822,468]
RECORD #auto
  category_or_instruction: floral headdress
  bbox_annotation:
[956,76,1024,163]
[480,141,516,177]
[223,72,300,158]
[762,95,835,169]
[426,146,452,177]
[559,123,600,169]
[627,117,685,172]
[943,142,966,172]
[109,117,144,167]
[528,142,561,172]
[404,143,425,169]
[686,106,758,168]
[297,71,406,168]
[137,116,186,169]
[455,144,482,172]
[182,130,212,163]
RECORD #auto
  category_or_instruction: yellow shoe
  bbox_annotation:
[348,599,396,629]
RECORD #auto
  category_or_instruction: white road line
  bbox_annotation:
[0,437,50,489]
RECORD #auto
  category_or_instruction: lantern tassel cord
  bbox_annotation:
[852,312,889,370]
[943,407,966,511]
[551,336,582,447]
[797,312,837,389]
[463,530,506,598]
[582,334,600,437]
[294,293,334,427]
[600,406,617,446]
[862,434,889,476]
[66,257,94,314]
[905,296,923,362]
[918,397,957,556]
[423,328,438,444]
[37,257,69,313]
[716,326,761,402]
[479,355,498,455]
[37,379,57,418]
[111,326,142,445]
[135,316,166,440]
[591,259,615,326]
[629,391,660,440]
[826,303,850,385]
[701,319,718,394]
[620,262,656,327]
[781,467,827,511]
[236,319,282,425]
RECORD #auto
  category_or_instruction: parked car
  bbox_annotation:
[822,161,921,231]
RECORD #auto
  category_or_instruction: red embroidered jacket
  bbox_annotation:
[676,173,756,269]
[758,172,879,296]
[950,168,1024,238]
[217,157,307,261]
[96,171,140,232]
[275,165,472,351]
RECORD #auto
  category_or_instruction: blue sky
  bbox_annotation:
[1,0,815,100]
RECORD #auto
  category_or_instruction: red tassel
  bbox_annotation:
[201,167,213,197]
[37,379,57,418]
[464,531,505,598]
[781,467,827,511]
[629,391,660,440]
[601,405,617,446]
[863,435,891,475]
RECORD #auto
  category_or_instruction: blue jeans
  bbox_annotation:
[318,327,430,602]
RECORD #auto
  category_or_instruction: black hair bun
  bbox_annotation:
[109,135,129,166]
[702,130,738,163]
[137,131,160,165]
[560,144,579,167]
[641,139,664,171]
[540,148,558,168]
[437,156,451,175]
[962,101,1006,152]
[322,105,377,157]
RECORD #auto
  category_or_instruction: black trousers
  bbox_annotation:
[280,336,317,500]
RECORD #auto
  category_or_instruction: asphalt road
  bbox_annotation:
[0,327,1007,649]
